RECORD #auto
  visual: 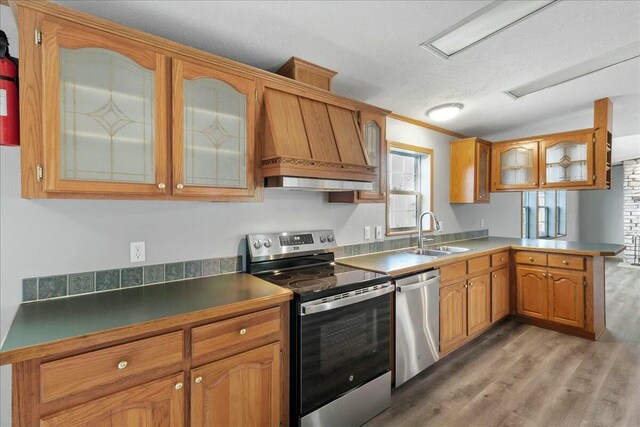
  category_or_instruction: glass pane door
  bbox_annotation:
[59,48,156,183]
[477,144,489,200]
[500,146,535,186]
[363,120,381,194]
[545,141,587,183]
[183,78,247,188]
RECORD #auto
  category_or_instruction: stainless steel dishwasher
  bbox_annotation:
[395,269,440,387]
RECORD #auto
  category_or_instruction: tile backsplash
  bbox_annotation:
[22,256,243,303]
[22,229,488,303]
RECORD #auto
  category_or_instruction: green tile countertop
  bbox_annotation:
[0,273,292,365]
[337,236,625,277]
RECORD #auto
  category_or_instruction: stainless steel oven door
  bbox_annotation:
[298,284,393,417]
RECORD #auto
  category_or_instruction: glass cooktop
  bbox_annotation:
[256,262,390,302]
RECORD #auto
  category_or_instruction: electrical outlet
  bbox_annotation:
[130,241,146,263]
[481,218,485,227]
[364,226,371,240]
[375,226,383,240]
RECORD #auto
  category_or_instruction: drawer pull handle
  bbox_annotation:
[195,376,203,384]
[117,361,128,370]
[240,328,247,335]
[175,382,183,390]
[528,256,534,262]
[562,260,569,265]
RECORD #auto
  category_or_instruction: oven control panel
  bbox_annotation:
[247,230,336,261]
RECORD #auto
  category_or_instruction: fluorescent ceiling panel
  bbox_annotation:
[421,1,557,60]
[507,41,640,99]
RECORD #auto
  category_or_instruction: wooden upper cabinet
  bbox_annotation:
[467,273,491,336]
[516,266,548,320]
[540,130,594,188]
[172,58,256,200]
[449,137,491,203]
[40,374,185,427]
[40,18,170,196]
[491,141,539,191]
[191,343,280,427]
[329,110,387,203]
[548,270,585,328]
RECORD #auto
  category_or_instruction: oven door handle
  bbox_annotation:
[300,284,394,316]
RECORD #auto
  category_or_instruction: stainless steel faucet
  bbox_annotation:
[418,211,441,250]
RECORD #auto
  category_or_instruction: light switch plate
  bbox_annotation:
[375,226,383,240]
[364,226,371,240]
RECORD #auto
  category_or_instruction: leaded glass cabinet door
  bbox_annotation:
[357,111,386,202]
[491,141,539,190]
[41,20,169,195]
[172,59,255,200]
[475,142,491,202]
[540,132,594,188]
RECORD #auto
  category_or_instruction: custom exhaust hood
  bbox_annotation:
[262,88,377,191]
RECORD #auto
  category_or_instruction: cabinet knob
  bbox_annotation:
[176,183,184,190]
[175,382,183,390]
[194,376,203,384]
[117,360,128,370]
[240,328,247,335]
[500,257,504,261]
[157,183,166,189]
[528,256,534,262]
[562,260,569,265]
[493,274,497,278]
[533,182,537,186]
[542,272,546,277]
[548,273,553,278]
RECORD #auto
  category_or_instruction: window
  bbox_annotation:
[386,142,433,235]
[522,190,567,239]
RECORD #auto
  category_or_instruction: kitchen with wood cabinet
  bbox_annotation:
[1,1,638,426]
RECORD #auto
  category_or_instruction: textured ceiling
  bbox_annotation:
[54,0,640,141]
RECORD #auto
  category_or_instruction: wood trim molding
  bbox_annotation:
[388,113,469,139]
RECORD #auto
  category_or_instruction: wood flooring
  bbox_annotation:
[367,260,640,427]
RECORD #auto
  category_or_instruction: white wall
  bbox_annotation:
[578,165,624,244]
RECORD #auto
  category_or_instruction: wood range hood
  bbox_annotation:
[262,88,377,191]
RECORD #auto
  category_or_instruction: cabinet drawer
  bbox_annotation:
[41,331,184,403]
[492,251,509,268]
[516,251,547,266]
[548,254,585,271]
[440,261,466,284]
[468,256,490,274]
[192,308,280,361]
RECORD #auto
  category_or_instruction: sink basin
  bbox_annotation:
[429,245,472,253]
[405,248,452,257]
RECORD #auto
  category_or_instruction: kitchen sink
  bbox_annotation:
[429,245,472,253]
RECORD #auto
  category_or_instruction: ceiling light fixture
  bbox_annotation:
[426,103,463,121]
[421,0,558,60]
[506,41,640,99]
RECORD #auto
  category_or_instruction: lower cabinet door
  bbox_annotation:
[440,281,468,354]
[548,270,585,328]
[467,273,491,336]
[491,267,510,322]
[190,343,280,427]
[516,267,548,320]
[40,374,185,427]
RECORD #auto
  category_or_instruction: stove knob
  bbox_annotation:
[320,236,327,243]
[264,239,272,248]
[327,234,334,242]
[253,240,262,249]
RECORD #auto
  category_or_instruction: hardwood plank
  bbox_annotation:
[327,105,368,165]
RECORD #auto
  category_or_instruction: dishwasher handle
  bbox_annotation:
[396,274,439,293]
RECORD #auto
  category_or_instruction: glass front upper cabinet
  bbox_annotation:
[172,59,256,199]
[357,111,386,201]
[491,141,539,190]
[42,20,169,195]
[540,132,594,188]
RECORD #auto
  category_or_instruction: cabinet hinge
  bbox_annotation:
[35,29,42,46]
[36,164,43,182]
[593,136,596,143]
[593,174,597,181]
[583,279,587,287]
[254,89,258,102]
[356,111,361,126]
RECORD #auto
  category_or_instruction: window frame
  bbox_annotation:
[521,190,567,239]
[386,141,434,236]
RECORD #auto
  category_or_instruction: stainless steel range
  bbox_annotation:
[247,230,393,427]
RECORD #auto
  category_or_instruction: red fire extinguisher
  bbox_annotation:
[0,30,19,146]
